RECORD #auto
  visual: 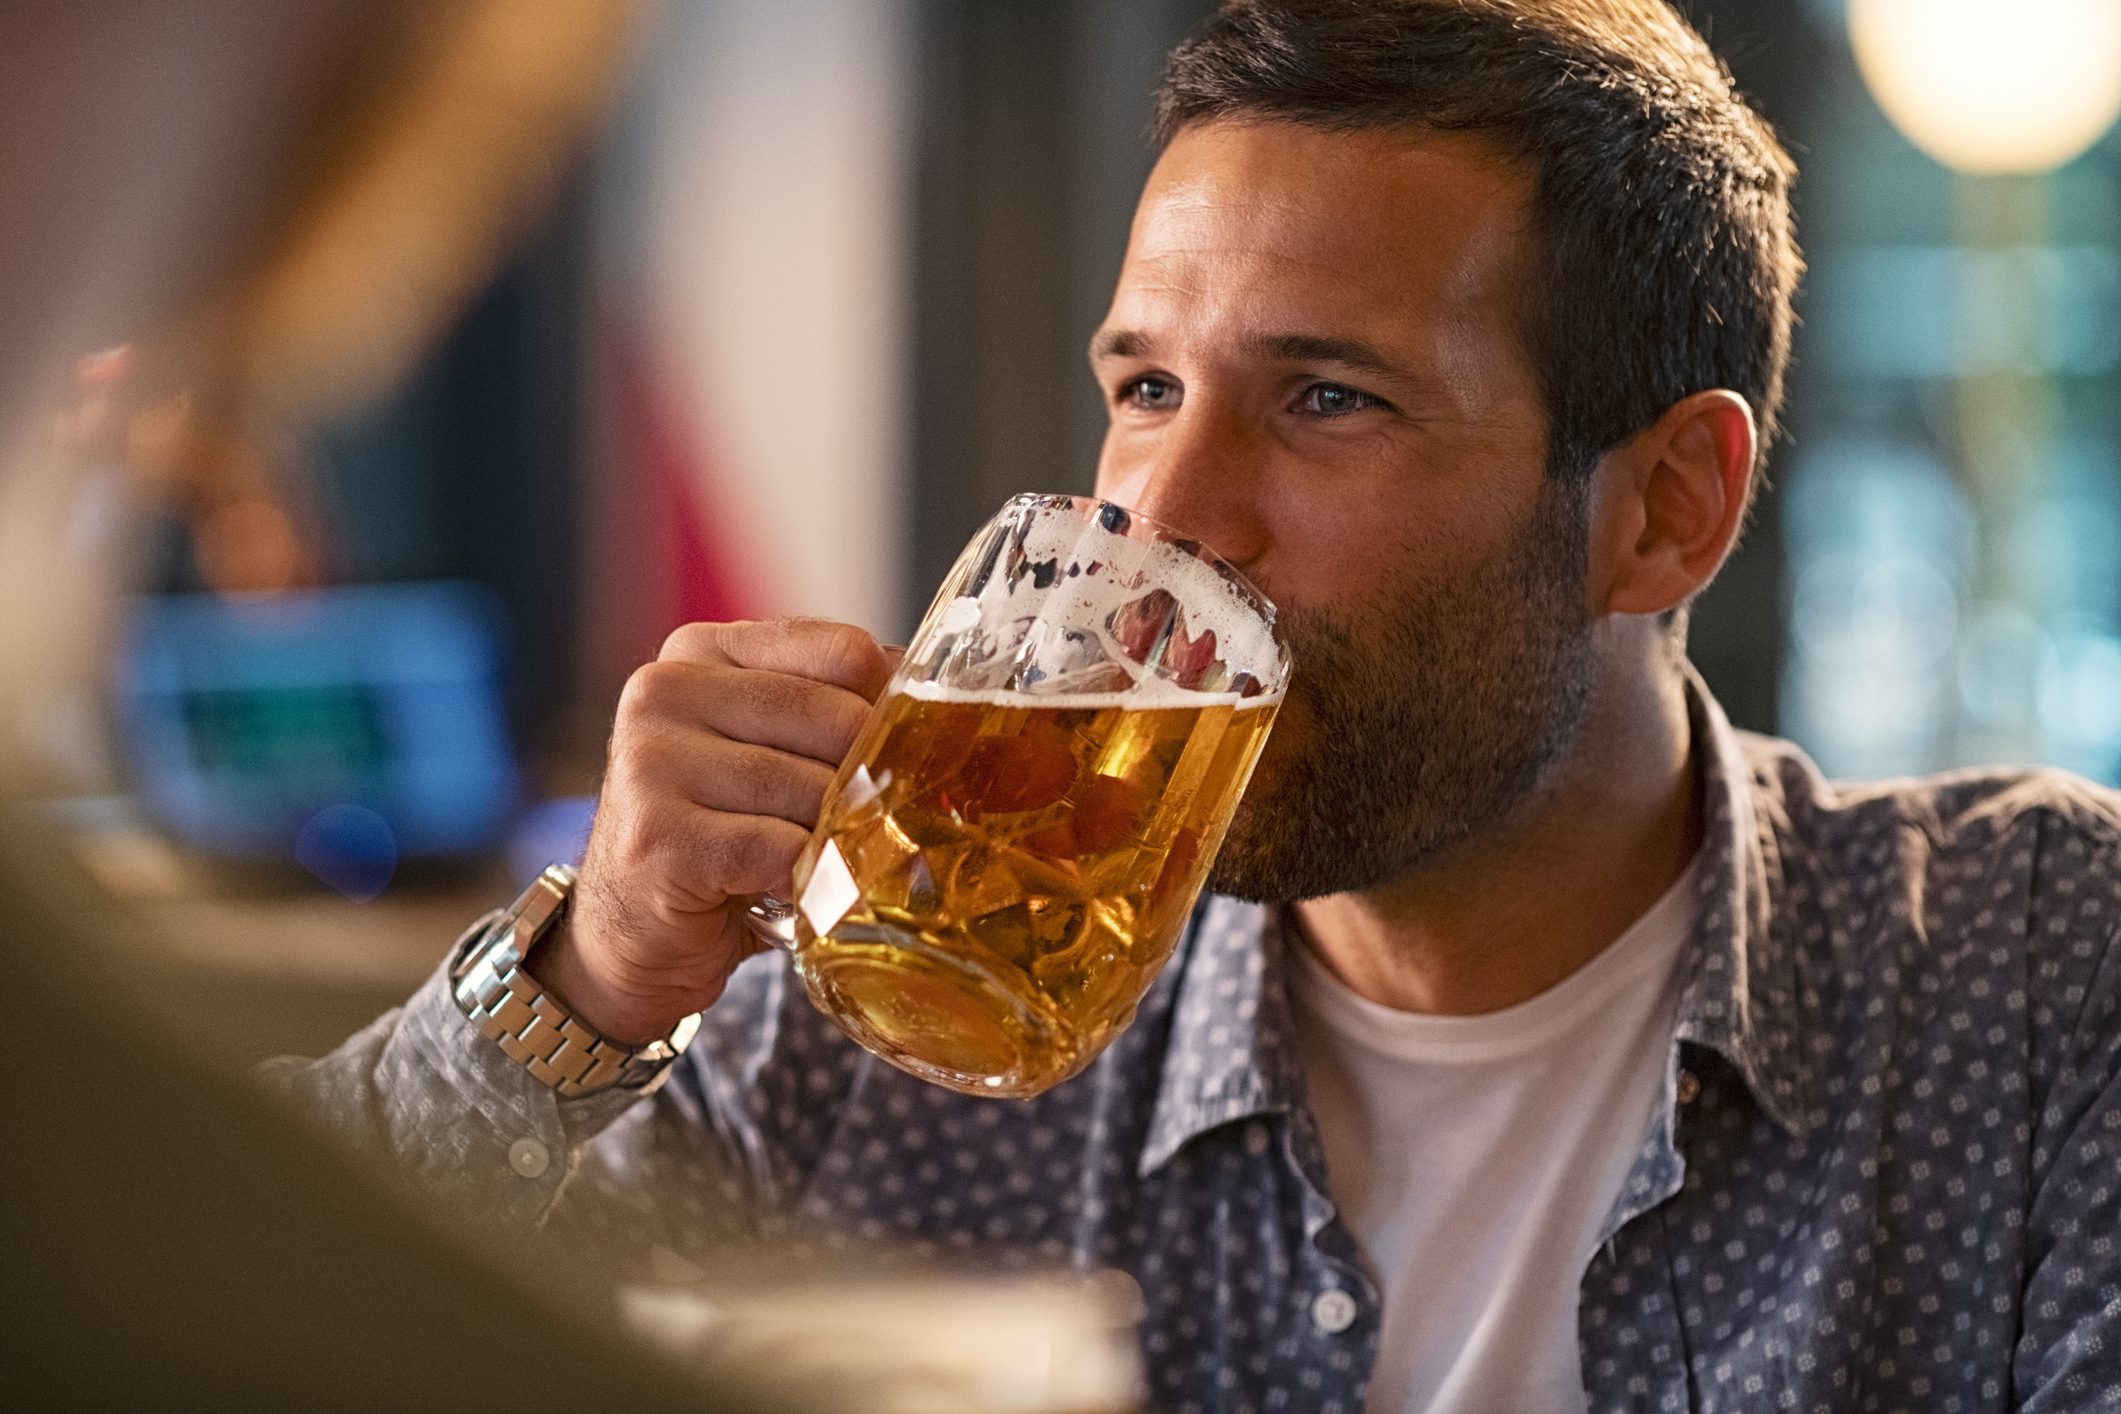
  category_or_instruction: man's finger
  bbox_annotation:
[708,618,893,700]
[628,730,840,828]
[625,658,875,764]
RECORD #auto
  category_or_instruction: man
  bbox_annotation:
[272,2,2121,1410]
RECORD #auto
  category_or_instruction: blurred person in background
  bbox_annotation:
[0,2,808,1409]
[275,1,2121,1411]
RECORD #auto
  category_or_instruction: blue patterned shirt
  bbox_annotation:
[269,679,2121,1412]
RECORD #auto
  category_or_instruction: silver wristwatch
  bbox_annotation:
[449,863,701,1097]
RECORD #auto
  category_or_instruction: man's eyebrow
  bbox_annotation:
[1088,328,1416,386]
[1243,332,1409,382]
[1089,328,1150,361]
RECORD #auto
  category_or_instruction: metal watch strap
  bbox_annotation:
[450,864,700,1097]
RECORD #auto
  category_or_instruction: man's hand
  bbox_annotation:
[529,618,895,1044]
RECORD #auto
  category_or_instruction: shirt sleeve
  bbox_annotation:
[2013,917,2121,1412]
[253,957,747,1241]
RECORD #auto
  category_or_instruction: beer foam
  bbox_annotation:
[989,504,1285,683]
[898,677,1281,710]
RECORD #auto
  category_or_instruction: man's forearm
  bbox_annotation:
[254,960,649,1231]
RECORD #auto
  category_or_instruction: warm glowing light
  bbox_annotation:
[1850,0,2121,174]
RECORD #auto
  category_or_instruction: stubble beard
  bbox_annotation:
[1206,479,1598,904]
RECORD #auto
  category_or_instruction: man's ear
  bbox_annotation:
[1589,389,1757,618]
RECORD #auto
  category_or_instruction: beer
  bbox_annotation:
[791,680,1280,1097]
[744,492,1291,1097]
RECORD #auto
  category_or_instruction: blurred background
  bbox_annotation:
[19,0,2120,1058]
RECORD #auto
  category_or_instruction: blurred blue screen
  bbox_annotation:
[117,582,519,872]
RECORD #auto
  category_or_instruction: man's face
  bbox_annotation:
[1090,120,1598,901]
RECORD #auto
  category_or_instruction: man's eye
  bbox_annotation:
[1297,382,1379,417]
[1120,376,1181,411]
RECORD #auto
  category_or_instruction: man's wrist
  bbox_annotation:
[522,921,671,1048]
[450,867,700,1097]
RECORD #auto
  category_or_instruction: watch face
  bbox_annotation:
[449,911,505,981]
[514,869,574,939]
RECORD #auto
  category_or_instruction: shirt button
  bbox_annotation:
[1243,1121,1271,1156]
[1676,1070,1702,1105]
[1311,1287,1359,1334]
[508,1137,551,1178]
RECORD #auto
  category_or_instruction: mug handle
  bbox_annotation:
[740,894,799,952]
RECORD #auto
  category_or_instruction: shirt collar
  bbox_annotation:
[1138,665,1823,1176]
[1671,665,1825,1138]
[1139,895,1301,1176]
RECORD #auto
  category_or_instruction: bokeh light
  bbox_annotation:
[1850,0,2121,174]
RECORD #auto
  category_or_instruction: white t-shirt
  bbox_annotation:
[1288,856,1700,1414]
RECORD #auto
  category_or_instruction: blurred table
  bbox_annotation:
[62,802,505,1063]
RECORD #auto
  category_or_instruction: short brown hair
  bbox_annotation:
[1154,0,1802,485]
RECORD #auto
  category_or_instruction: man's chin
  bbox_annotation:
[1204,761,1319,903]
[1203,697,1336,901]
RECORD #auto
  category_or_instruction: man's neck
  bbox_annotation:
[1290,657,1703,1016]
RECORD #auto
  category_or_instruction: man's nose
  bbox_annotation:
[1109,405,1268,569]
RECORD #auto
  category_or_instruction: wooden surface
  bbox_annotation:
[68,817,505,1064]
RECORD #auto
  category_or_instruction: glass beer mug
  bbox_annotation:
[747,494,1290,1099]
